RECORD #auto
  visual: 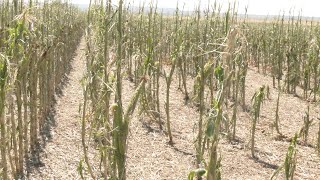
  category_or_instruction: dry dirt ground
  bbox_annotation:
[29,36,320,179]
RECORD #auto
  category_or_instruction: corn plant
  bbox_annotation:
[231,33,247,140]
[273,91,283,136]
[188,168,207,180]
[299,105,313,144]
[317,118,320,155]
[231,72,240,140]
[194,4,206,169]
[81,1,148,179]
[206,65,224,180]
[240,60,248,111]
[163,5,184,144]
[0,53,8,180]
[189,64,225,180]
[251,86,265,157]
[271,133,298,180]
[0,1,84,178]
[307,38,319,101]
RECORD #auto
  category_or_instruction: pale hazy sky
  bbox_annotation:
[70,0,320,17]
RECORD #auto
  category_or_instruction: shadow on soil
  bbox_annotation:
[172,145,194,156]
[141,120,163,134]
[249,149,279,170]
[251,156,279,170]
[274,134,315,148]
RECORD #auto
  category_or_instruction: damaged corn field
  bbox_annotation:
[0,0,320,179]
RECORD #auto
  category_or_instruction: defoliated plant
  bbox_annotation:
[271,133,298,180]
[274,91,282,136]
[250,85,265,157]
[299,105,313,144]
[317,118,320,155]
[0,53,9,180]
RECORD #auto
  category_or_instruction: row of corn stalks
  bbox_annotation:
[246,14,320,101]
[77,0,320,179]
[0,0,84,179]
